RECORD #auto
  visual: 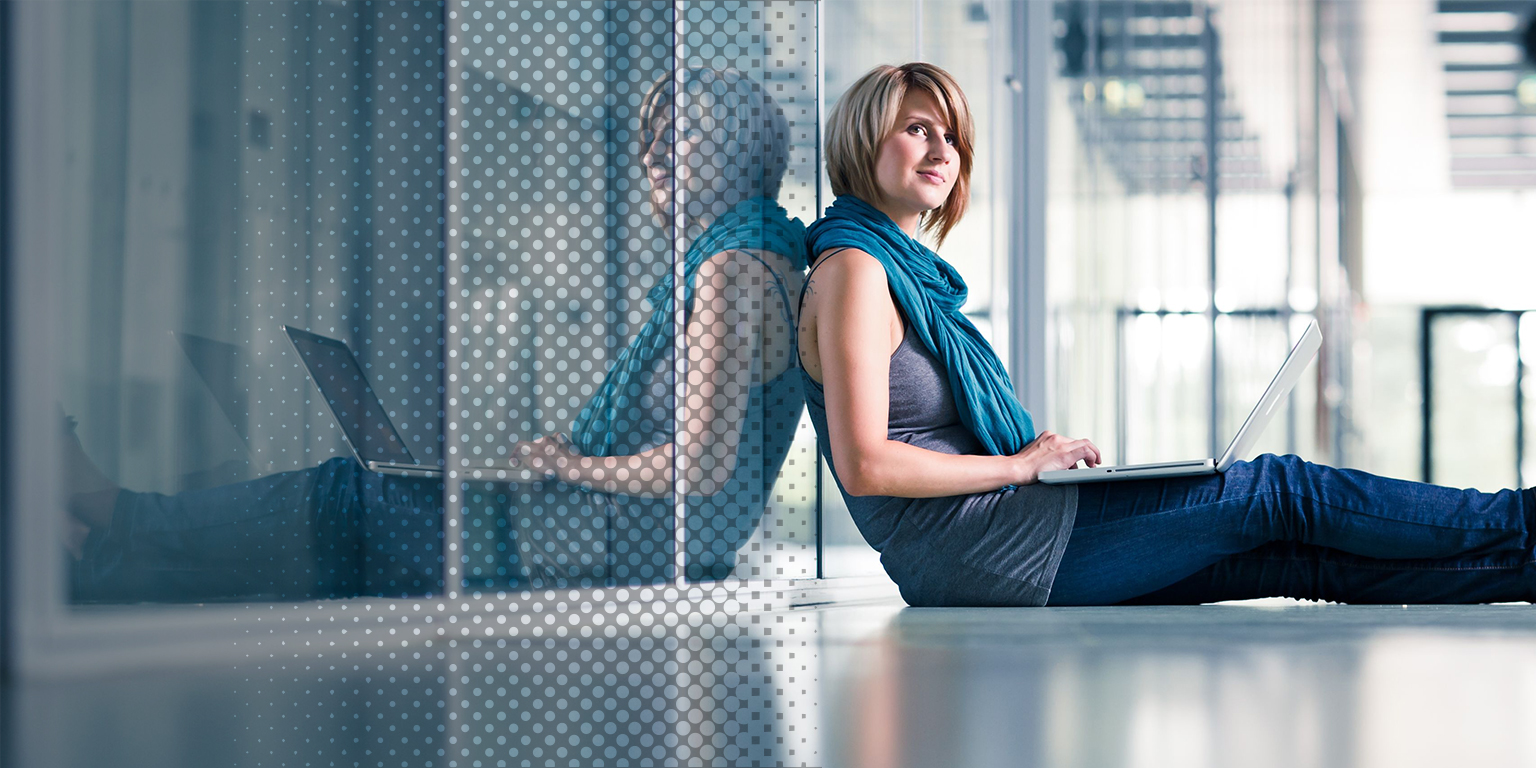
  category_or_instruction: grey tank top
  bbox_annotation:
[570,249,805,583]
[799,256,1077,606]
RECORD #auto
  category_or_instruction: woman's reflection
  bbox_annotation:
[512,66,807,583]
[63,67,806,602]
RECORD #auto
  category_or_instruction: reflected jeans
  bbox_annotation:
[74,457,444,602]
[73,456,751,603]
[1047,453,1536,605]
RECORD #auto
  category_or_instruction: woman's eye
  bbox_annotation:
[944,134,957,146]
[909,124,925,135]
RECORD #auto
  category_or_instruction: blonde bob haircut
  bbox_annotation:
[825,62,974,246]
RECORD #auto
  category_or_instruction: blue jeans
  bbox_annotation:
[1047,453,1536,605]
[75,457,446,602]
[74,457,754,602]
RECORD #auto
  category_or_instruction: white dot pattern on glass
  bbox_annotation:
[226,0,448,474]
[218,2,822,766]
[236,593,816,766]
[47,0,823,762]
[66,1,817,599]
[442,0,818,596]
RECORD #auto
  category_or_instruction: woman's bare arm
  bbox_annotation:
[811,249,1100,496]
[521,439,674,497]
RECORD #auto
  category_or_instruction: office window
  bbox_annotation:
[1044,0,1346,467]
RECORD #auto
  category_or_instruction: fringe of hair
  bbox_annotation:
[824,62,974,247]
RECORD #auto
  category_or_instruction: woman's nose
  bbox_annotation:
[644,143,666,171]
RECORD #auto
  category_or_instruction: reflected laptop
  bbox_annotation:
[173,332,255,447]
[1039,321,1322,484]
[283,326,454,478]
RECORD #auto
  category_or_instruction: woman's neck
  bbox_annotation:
[870,199,923,238]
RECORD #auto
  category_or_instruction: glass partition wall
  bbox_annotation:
[13,0,819,615]
[442,0,820,594]
[13,3,822,763]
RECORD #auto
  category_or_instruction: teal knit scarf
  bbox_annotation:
[569,196,807,457]
[804,195,1036,456]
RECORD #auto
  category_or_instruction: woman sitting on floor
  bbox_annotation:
[798,62,1536,607]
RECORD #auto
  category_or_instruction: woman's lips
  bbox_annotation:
[918,170,945,184]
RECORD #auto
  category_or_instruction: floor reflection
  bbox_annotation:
[821,603,1536,768]
[14,601,1536,767]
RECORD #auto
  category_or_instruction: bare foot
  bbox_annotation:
[64,517,90,561]
[60,411,119,529]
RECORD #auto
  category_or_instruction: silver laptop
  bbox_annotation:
[283,326,450,478]
[1039,321,1322,484]
[287,326,538,481]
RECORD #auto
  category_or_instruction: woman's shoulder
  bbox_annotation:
[803,248,896,323]
[809,247,887,286]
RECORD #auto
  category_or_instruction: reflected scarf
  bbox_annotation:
[804,195,1036,456]
[569,197,808,457]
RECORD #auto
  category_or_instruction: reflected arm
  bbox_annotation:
[516,251,765,497]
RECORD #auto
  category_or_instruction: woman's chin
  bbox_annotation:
[920,190,953,211]
[885,190,947,217]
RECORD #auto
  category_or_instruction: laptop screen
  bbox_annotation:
[174,332,254,445]
[285,327,417,465]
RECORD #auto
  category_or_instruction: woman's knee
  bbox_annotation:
[316,454,358,475]
[1246,452,1306,474]
[1236,453,1313,496]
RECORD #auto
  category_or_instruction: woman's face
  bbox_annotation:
[873,89,959,228]
[643,88,767,227]
[642,103,706,223]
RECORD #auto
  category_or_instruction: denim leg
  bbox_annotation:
[74,457,444,602]
[1112,541,1535,605]
[610,495,671,586]
[1048,453,1536,606]
[355,469,445,598]
[508,481,613,589]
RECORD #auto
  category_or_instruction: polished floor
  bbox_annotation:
[12,598,1536,767]
[820,600,1536,768]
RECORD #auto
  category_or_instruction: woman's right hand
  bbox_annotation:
[1013,430,1102,485]
[510,435,571,481]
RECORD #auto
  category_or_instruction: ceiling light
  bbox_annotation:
[1125,82,1146,111]
[1103,79,1125,113]
[1519,74,1536,108]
